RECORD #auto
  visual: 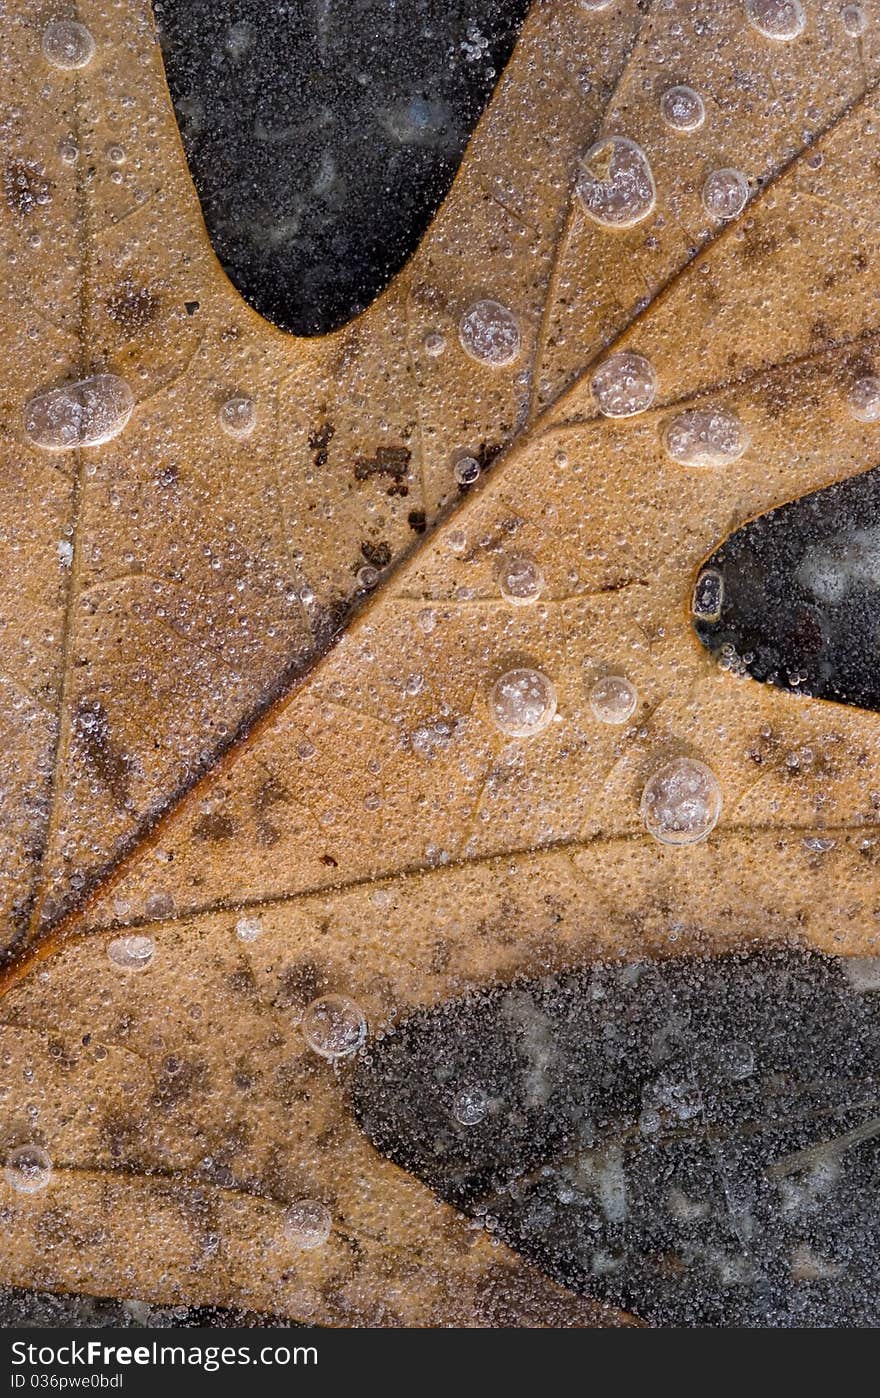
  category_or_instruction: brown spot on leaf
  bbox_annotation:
[106,284,160,336]
[359,540,392,569]
[308,422,335,468]
[73,700,134,810]
[192,811,236,842]
[354,446,410,483]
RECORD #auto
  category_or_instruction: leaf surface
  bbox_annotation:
[3,0,880,1327]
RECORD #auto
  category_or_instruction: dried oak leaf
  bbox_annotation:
[2,0,880,1327]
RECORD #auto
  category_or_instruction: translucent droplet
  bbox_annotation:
[488,668,557,738]
[4,1145,52,1194]
[301,995,367,1059]
[356,564,380,590]
[285,1198,332,1250]
[660,85,706,132]
[423,331,446,357]
[454,455,481,486]
[497,553,544,606]
[24,375,134,451]
[589,674,638,724]
[701,168,749,222]
[745,0,806,40]
[218,395,257,439]
[591,351,657,417]
[458,300,521,367]
[842,3,867,36]
[576,136,655,228]
[847,376,880,422]
[235,916,263,942]
[41,20,96,70]
[641,758,722,846]
[720,1041,755,1080]
[580,0,613,9]
[453,1086,489,1125]
[663,408,750,467]
[692,568,724,621]
[106,934,155,971]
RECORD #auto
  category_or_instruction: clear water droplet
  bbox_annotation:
[218,395,257,439]
[660,85,706,132]
[453,1086,489,1125]
[458,300,521,367]
[106,934,155,971]
[576,136,656,228]
[301,995,367,1059]
[24,375,134,451]
[663,408,750,467]
[692,568,724,621]
[285,1198,332,1250]
[847,376,880,422]
[589,674,638,724]
[423,331,446,357]
[641,757,722,845]
[41,20,96,70]
[745,0,806,40]
[497,553,544,606]
[591,351,657,417]
[4,1145,52,1194]
[701,168,749,221]
[488,668,557,738]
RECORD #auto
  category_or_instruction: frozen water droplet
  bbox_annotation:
[720,1040,755,1080]
[660,85,706,132]
[235,916,263,942]
[453,1086,489,1125]
[847,376,880,422]
[301,995,367,1059]
[663,408,750,467]
[745,0,806,40]
[218,395,257,439]
[589,674,638,724]
[285,1198,332,1250]
[4,1145,52,1194]
[356,564,380,590]
[497,553,544,606]
[24,375,134,451]
[41,20,96,70]
[692,568,724,621]
[580,0,613,9]
[458,300,521,367]
[576,136,655,228]
[488,667,557,738]
[454,455,481,486]
[842,4,867,36]
[591,351,656,417]
[701,168,749,222]
[641,757,722,845]
[423,331,446,357]
[106,934,155,971]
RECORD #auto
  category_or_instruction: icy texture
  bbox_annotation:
[355,949,880,1327]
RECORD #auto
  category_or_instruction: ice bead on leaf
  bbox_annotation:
[301,995,367,1059]
[42,20,96,70]
[576,136,656,228]
[663,408,750,467]
[24,375,134,450]
[489,668,557,737]
[458,300,521,367]
[641,758,722,845]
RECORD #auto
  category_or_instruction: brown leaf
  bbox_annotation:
[2,0,880,1326]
